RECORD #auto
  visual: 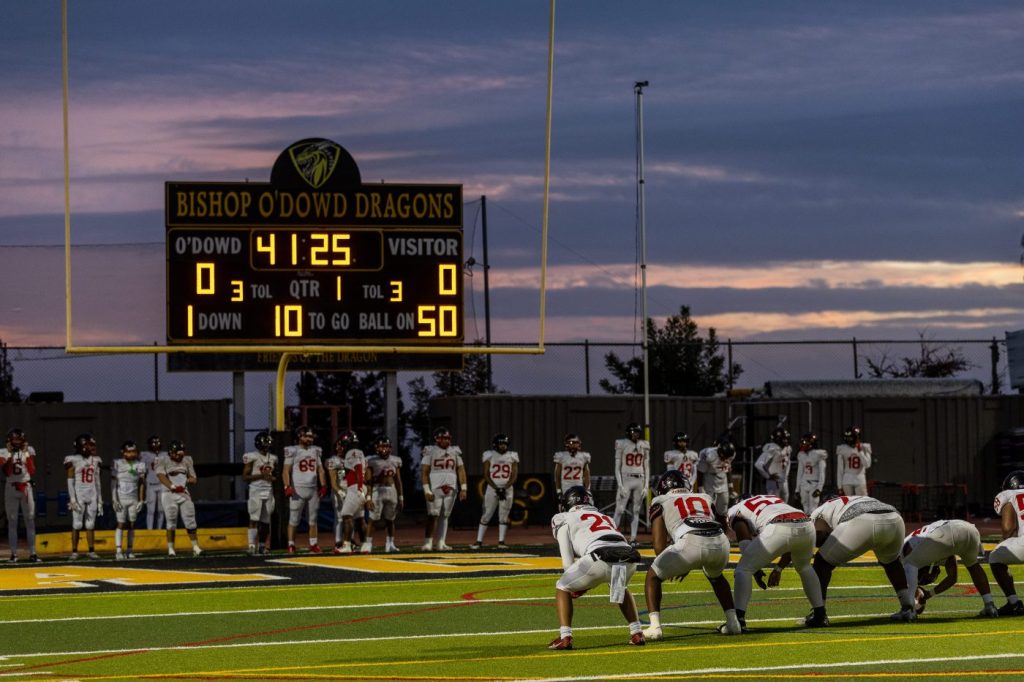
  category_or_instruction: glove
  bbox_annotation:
[172,485,186,493]
[14,482,28,494]
[424,489,434,502]
[767,567,782,588]
[133,501,144,514]
[113,500,124,513]
[812,489,821,498]
[70,500,82,513]
[284,485,296,498]
[96,503,105,517]
[496,487,507,501]
[318,486,328,498]
[754,569,768,590]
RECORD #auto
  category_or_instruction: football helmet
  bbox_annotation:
[799,432,818,450]
[717,439,736,459]
[656,469,691,496]
[73,433,96,454]
[563,433,581,452]
[254,431,273,452]
[1002,470,1024,491]
[626,423,642,440]
[560,485,595,511]
[771,427,790,446]
[672,431,689,447]
[492,433,510,451]
[372,435,392,456]
[147,435,162,451]
[843,426,861,445]
[168,440,186,461]
[121,440,139,459]
[6,428,26,450]
[432,426,452,442]
[335,430,358,452]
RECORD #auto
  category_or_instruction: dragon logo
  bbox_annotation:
[288,140,342,189]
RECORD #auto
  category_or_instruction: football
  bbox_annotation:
[914,587,927,615]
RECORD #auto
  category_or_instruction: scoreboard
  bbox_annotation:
[165,139,464,346]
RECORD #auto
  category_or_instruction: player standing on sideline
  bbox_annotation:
[334,431,371,554]
[613,423,650,544]
[643,470,742,640]
[990,470,1024,615]
[548,486,645,650]
[241,431,277,555]
[421,427,466,551]
[140,436,166,530]
[755,427,792,501]
[64,433,103,560]
[696,438,736,525]
[903,519,999,618]
[809,494,917,621]
[795,432,828,513]
[283,426,326,554]
[110,440,146,560]
[727,494,828,630]
[836,426,872,496]
[663,431,699,490]
[157,440,202,557]
[471,433,519,550]
[325,442,348,553]
[553,434,590,495]
[1,429,40,562]
[365,436,403,553]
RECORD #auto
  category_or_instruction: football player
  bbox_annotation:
[140,435,166,530]
[420,426,466,551]
[548,486,644,650]
[836,426,872,496]
[1,428,41,562]
[810,494,916,621]
[110,440,146,559]
[283,426,327,554]
[553,434,590,495]
[613,423,650,544]
[365,435,403,553]
[325,442,348,553]
[157,440,202,557]
[795,432,828,513]
[335,431,372,554]
[663,431,699,490]
[696,438,737,525]
[64,433,103,560]
[990,470,1024,616]
[471,433,519,550]
[643,470,742,640]
[754,427,792,501]
[903,519,998,618]
[241,431,277,555]
[727,494,828,630]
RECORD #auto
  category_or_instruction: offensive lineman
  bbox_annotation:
[663,431,699,490]
[471,433,519,550]
[697,439,737,525]
[754,427,792,501]
[613,423,650,544]
[110,440,146,560]
[904,519,999,618]
[643,470,742,640]
[157,440,202,556]
[241,431,277,555]
[283,426,327,554]
[548,486,645,650]
[836,426,872,496]
[990,470,1024,615]
[727,494,828,630]
[421,427,466,551]
[64,433,103,559]
[553,434,591,495]
[140,436,166,530]
[795,432,828,513]
[336,431,371,554]
[365,435,403,553]
[1,428,40,562]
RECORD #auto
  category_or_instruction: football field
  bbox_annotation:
[0,553,1021,681]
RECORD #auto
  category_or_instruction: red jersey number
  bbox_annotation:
[673,496,712,519]
[847,456,862,470]
[743,495,784,516]
[562,465,583,481]
[298,458,317,473]
[579,512,616,533]
[624,452,645,467]
[490,463,512,479]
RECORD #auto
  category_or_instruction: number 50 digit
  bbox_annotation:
[417,305,458,337]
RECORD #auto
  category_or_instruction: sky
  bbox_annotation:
[1,1,1022,374]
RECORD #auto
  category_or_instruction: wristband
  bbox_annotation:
[460,483,468,492]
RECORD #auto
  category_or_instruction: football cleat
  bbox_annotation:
[385,544,400,553]
[69,552,79,561]
[497,542,510,550]
[28,554,42,563]
[890,606,918,623]
[421,541,433,551]
[8,554,16,563]
[339,542,352,554]
[719,612,743,635]
[193,546,202,557]
[87,551,100,559]
[359,542,372,554]
[979,603,999,618]
[997,600,1024,616]
[115,550,125,561]
[629,632,646,646]
[804,610,830,628]
[642,626,663,641]
[125,552,135,560]
[437,543,453,551]
[287,544,297,555]
[310,544,323,554]
[469,543,482,550]
[167,547,176,557]
[248,544,257,555]
[547,635,573,650]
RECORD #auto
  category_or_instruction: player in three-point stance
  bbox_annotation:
[364,435,403,553]
[795,432,828,513]
[1,428,41,562]
[727,494,828,630]
[283,425,327,554]
[421,427,466,551]
[835,426,872,496]
[754,427,792,501]
[643,470,742,640]
[242,431,277,555]
[903,518,999,618]
[140,436,166,530]
[471,433,519,550]
[989,470,1024,616]
[553,433,590,496]
[64,433,103,560]
[613,423,650,544]
[548,486,645,650]
[663,431,699,490]
[334,431,372,554]
[157,440,202,557]
[110,440,146,560]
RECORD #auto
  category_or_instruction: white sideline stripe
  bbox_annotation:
[0,608,978,660]
[0,584,896,625]
[515,652,1024,682]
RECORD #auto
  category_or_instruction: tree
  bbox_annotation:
[600,306,742,396]
[294,371,404,444]
[0,341,22,403]
[864,334,973,379]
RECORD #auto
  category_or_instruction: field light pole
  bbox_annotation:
[635,80,651,441]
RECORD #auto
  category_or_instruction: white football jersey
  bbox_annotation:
[615,438,650,476]
[553,450,591,492]
[755,443,791,479]
[994,490,1024,538]
[367,454,402,485]
[343,448,368,487]
[422,445,463,489]
[836,443,872,485]
[242,450,277,494]
[284,445,322,487]
[697,447,732,493]
[155,455,196,494]
[64,454,102,496]
[482,449,519,487]
[111,457,146,500]
[727,495,804,535]
[651,491,717,542]
[904,519,960,550]
[140,450,166,485]
[550,505,626,558]
[663,448,700,488]
[810,495,890,529]
[796,448,828,487]
[325,455,347,490]
[0,446,36,484]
